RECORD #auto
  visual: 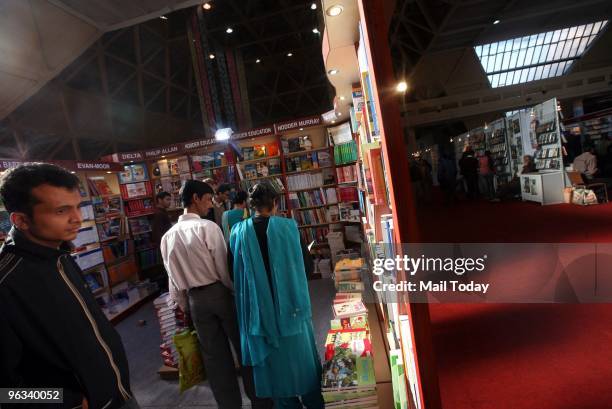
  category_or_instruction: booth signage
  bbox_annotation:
[274,116,321,133]
[144,144,181,159]
[182,138,217,151]
[0,159,123,172]
[117,151,144,162]
[232,126,274,140]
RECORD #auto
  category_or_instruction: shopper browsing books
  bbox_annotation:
[152,191,172,246]
[160,180,271,409]
[221,190,249,241]
[0,163,137,409]
[491,155,536,202]
[478,150,496,200]
[229,183,324,409]
[459,148,479,199]
[573,144,598,180]
[203,182,232,226]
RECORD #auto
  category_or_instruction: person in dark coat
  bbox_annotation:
[459,148,479,199]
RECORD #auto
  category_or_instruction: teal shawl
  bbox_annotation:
[229,216,312,367]
[222,208,248,240]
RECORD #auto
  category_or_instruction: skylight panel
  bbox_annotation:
[475,20,608,88]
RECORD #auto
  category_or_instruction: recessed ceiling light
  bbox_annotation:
[160,15,168,20]
[337,112,342,116]
[493,19,500,25]
[328,69,339,75]
[161,155,166,158]
[311,3,317,10]
[326,5,343,16]
[331,120,336,123]
[130,160,134,163]
[209,54,215,59]
[256,59,261,63]
[287,52,293,57]
[312,28,320,34]
[396,81,408,92]
[203,2,212,10]
[70,171,76,174]
[226,27,233,33]
[299,128,304,131]
[106,171,112,174]
[339,96,345,100]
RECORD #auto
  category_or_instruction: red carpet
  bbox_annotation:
[415,196,612,409]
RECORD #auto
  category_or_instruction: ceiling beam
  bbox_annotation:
[403,66,612,127]
[59,91,82,160]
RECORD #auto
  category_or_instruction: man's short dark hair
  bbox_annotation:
[232,191,248,207]
[156,191,171,201]
[217,183,232,194]
[0,163,80,216]
[180,180,214,207]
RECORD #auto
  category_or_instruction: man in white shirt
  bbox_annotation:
[160,180,271,409]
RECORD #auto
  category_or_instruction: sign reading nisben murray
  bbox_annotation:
[356,243,612,303]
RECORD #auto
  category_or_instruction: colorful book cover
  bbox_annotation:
[242,147,255,161]
[254,145,267,159]
[266,142,279,157]
[333,300,367,319]
[118,167,134,184]
[131,164,148,181]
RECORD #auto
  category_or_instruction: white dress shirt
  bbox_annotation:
[160,212,232,311]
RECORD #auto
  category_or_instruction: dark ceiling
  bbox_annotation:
[0,0,332,161]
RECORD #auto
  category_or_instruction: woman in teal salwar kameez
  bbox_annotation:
[229,183,324,409]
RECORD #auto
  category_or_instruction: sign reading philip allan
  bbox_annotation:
[144,144,181,159]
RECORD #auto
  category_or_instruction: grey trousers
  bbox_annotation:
[188,282,273,409]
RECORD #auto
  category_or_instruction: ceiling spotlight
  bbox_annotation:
[106,171,112,174]
[203,2,212,10]
[326,5,343,16]
[331,120,336,123]
[161,155,166,158]
[226,27,233,33]
[396,81,408,92]
[70,171,76,174]
[339,96,345,100]
[337,112,342,116]
[209,54,215,59]
[311,3,317,10]
[287,52,293,57]
[493,19,500,25]
[256,59,261,63]
[328,69,339,75]
[299,128,304,131]
[160,15,168,20]
[312,28,320,34]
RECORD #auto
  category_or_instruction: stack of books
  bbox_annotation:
[322,257,377,408]
[336,164,358,183]
[333,258,365,289]
[154,293,188,368]
[334,140,359,164]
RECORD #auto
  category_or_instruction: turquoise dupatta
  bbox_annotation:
[230,216,320,397]
[230,216,312,365]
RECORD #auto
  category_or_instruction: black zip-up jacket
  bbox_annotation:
[0,228,133,409]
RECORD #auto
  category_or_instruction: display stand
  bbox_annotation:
[521,98,567,205]
[485,118,512,185]
[321,0,442,407]
[507,110,536,175]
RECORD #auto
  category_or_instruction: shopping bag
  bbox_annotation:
[572,188,598,206]
[173,329,206,392]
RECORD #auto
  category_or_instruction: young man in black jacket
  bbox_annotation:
[0,163,137,409]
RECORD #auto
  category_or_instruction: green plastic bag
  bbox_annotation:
[173,330,206,393]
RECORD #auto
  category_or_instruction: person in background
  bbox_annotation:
[491,155,536,202]
[573,144,598,180]
[229,183,322,409]
[222,190,249,241]
[152,191,172,246]
[409,158,424,203]
[478,150,496,200]
[203,182,232,226]
[160,180,271,409]
[459,148,479,199]
[0,163,137,409]
[437,148,458,205]
[418,156,433,203]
